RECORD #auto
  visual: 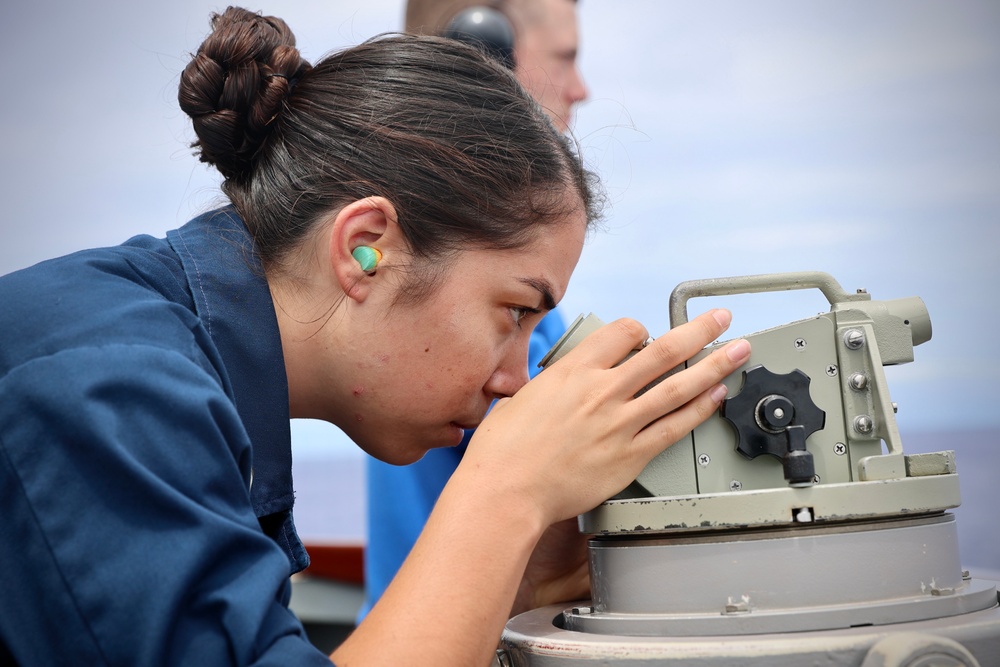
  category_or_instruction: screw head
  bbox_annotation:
[697,453,711,467]
[729,479,743,492]
[849,372,868,390]
[834,442,847,456]
[826,364,839,377]
[844,329,866,349]
[854,415,874,434]
[794,338,807,351]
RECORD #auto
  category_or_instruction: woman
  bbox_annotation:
[0,7,750,666]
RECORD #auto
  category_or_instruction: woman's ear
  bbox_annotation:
[329,196,402,303]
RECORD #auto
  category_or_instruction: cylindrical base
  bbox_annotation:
[499,514,1000,666]
[581,514,991,635]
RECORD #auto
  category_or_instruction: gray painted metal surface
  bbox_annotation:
[578,515,992,635]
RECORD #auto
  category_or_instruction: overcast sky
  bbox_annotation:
[1,0,998,464]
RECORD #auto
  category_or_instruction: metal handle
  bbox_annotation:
[668,271,871,327]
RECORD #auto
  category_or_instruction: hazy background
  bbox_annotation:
[1,1,997,573]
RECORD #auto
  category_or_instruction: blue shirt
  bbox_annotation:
[359,309,566,619]
[0,208,332,666]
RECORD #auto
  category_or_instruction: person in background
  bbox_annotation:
[361,0,591,621]
[405,0,589,133]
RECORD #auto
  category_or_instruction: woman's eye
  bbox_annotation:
[509,306,536,328]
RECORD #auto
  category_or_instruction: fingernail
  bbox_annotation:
[726,339,751,362]
[712,308,732,328]
[710,384,729,403]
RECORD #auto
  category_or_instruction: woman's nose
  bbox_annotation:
[485,345,531,399]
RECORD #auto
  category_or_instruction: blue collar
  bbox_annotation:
[166,208,296,519]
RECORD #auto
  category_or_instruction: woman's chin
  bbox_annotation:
[364,425,466,465]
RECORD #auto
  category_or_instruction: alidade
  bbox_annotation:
[498,272,1000,667]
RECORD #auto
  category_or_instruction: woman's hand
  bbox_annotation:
[463,308,750,526]
[511,517,590,616]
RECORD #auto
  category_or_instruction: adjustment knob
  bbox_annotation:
[721,365,826,485]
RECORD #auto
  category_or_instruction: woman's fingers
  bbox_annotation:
[555,317,651,370]
[628,337,751,441]
[616,309,734,395]
[551,309,732,382]
[633,379,732,456]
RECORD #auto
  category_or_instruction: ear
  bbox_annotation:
[329,196,403,303]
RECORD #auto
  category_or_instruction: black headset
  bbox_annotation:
[442,5,516,69]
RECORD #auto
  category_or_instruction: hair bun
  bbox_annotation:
[178,6,310,180]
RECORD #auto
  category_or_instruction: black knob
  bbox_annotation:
[721,365,825,485]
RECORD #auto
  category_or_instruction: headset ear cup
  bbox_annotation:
[442,7,516,69]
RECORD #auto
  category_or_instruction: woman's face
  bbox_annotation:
[337,215,586,465]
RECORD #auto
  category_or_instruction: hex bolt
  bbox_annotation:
[834,442,847,456]
[697,453,711,467]
[854,415,874,434]
[724,598,750,614]
[844,329,866,350]
[729,479,743,492]
[849,372,868,390]
[826,364,838,377]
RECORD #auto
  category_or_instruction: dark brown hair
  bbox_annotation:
[178,6,600,283]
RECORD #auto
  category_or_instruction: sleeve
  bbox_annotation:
[0,344,333,667]
[359,309,568,620]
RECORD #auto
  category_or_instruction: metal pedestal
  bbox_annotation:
[499,514,1000,666]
